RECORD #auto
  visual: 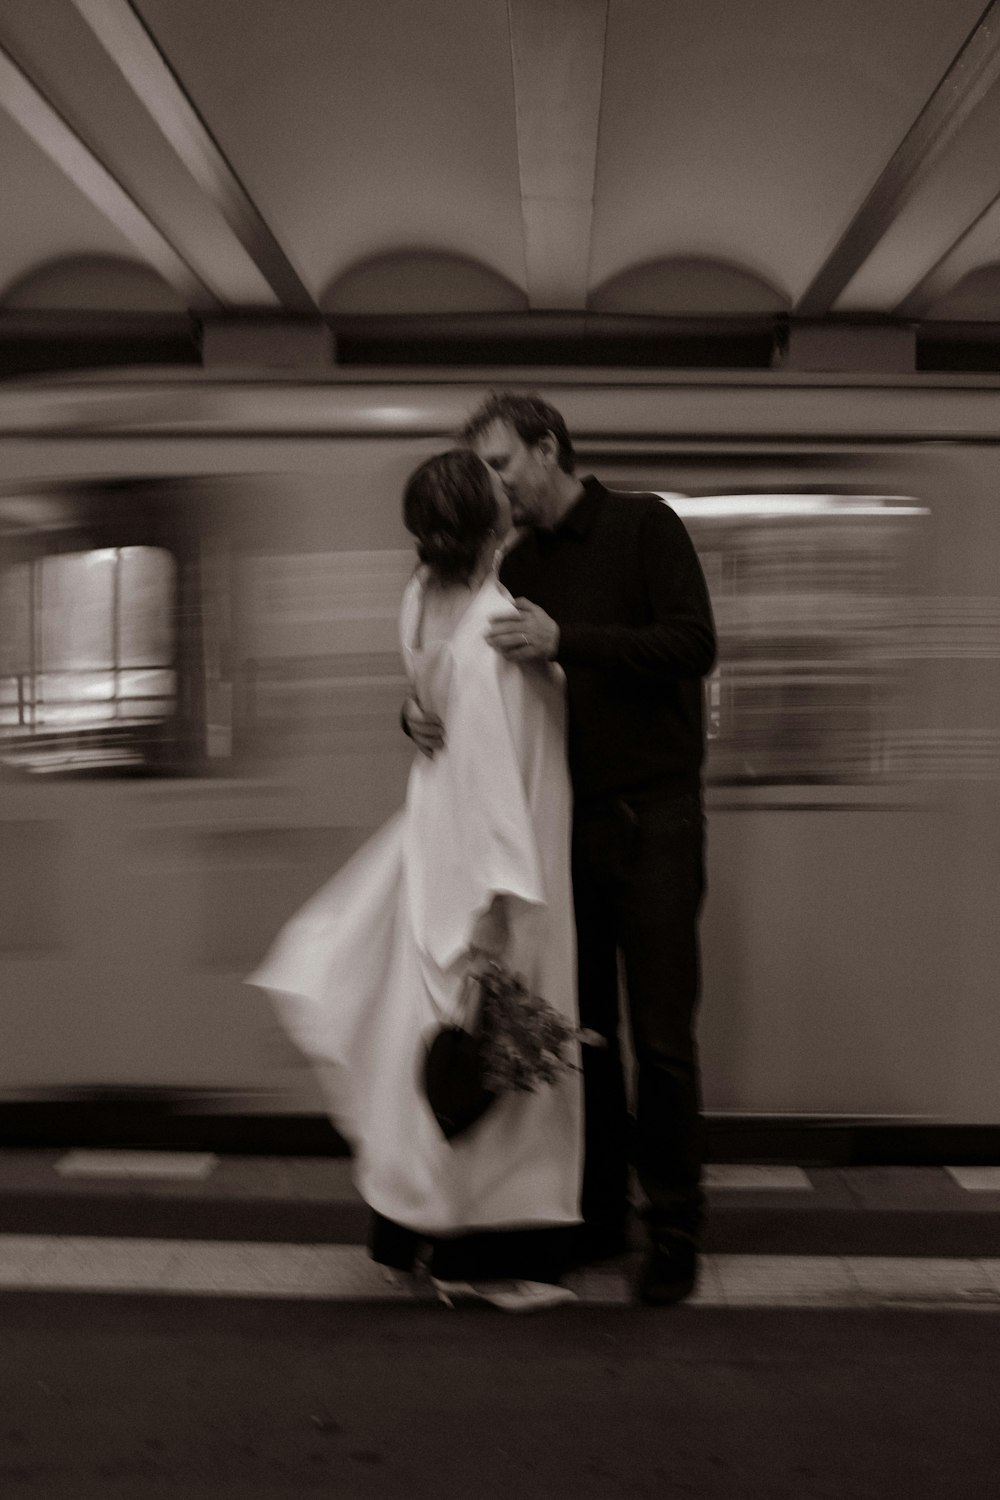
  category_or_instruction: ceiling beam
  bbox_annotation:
[508,0,607,310]
[794,0,1000,317]
[70,0,318,314]
[894,183,1000,318]
[0,42,219,311]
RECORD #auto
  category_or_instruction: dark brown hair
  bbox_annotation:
[461,391,575,474]
[402,448,498,587]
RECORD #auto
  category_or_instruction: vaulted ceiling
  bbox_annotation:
[3,0,1000,372]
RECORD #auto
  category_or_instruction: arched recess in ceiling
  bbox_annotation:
[588,257,789,316]
[321,251,529,315]
[920,262,1000,322]
[1,255,188,312]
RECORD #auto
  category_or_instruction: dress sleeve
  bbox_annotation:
[404,635,549,973]
[398,570,422,684]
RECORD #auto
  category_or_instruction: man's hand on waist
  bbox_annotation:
[402,696,444,757]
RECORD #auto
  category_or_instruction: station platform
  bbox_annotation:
[2,1149,999,1306]
[4,1150,1000,1498]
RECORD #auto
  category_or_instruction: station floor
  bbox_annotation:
[2,1150,1000,1304]
[2,1151,1000,1497]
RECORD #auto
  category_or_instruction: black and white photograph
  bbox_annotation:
[1,3,1000,1496]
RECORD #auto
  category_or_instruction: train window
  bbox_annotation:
[0,546,179,775]
[663,494,928,786]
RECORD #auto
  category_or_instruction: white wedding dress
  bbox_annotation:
[248,568,583,1237]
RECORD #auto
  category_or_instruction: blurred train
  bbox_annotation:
[1,371,998,1140]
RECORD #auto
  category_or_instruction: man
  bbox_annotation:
[406,392,716,1304]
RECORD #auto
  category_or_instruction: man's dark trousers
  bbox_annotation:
[572,785,706,1244]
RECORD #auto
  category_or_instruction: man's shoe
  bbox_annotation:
[638,1233,698,1305]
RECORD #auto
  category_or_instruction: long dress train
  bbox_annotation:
[247,568,583,1277]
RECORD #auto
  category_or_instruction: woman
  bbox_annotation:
[248,450,583,1310]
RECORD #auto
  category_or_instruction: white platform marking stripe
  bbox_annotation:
[845,1256,999,1302]
[0,1237,409,1297]
[55,1151,218,1180]
[710,1254,851,1304]
[704,1165,813,1190]
[49,1157,814,1194]
[2,1237,1000,1307]
[946,1166,1000,1192]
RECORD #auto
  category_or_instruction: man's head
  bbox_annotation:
[461,392,578,528]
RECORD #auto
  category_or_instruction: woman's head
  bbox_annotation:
[403,449,508,587]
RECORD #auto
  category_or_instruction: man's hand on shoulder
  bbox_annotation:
[486,597,560,663]
[402,696,445,757]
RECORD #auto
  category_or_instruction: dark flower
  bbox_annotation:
[471,962,602,1095]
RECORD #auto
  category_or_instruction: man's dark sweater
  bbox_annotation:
[499,477,716,806]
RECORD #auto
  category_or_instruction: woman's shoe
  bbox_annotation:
[378,1264,436,1299]
[431,1277,577,1312]
[429,1277,476,1307]
[478,1280,579,1312]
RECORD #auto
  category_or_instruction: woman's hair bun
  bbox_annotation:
[415,527,480,583]
[403,449,499,587]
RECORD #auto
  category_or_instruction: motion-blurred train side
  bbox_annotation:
[1,373,998,1134]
